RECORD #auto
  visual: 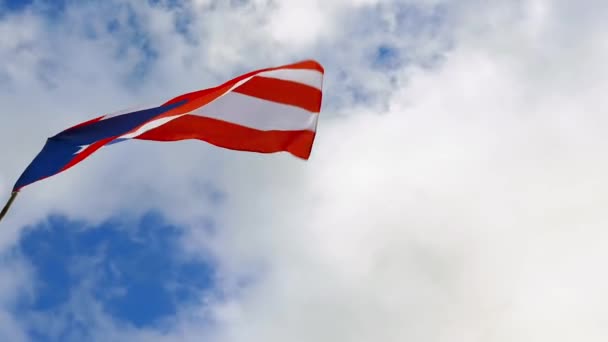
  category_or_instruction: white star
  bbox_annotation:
[74,144,90,155]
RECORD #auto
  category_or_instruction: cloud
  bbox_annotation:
[1,0,608,341]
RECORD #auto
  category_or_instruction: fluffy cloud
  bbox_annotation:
[1,0,608,341]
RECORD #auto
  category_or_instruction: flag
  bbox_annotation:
[13,60,324,191]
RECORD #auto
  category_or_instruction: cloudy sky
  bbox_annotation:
[1,0,608,341]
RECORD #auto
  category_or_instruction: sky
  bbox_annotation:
[1,0,608,341]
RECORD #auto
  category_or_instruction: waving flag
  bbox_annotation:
[12,60,324,192]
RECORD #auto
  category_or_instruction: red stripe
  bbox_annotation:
[60,136,116,172]
[134,115,316,159]
[233,76,322,113]
[63,115,105,132]
[162,86,218,107]
[283,60,324,73]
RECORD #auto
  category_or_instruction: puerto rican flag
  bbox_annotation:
[14,60,324,191]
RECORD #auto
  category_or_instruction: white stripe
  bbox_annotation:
[257,69,323,90]
[190,92,318,131]
[119,114,187,139]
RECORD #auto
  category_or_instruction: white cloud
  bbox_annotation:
[2,0,608,341]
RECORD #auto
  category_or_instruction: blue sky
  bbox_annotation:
[17,212,215,330]
[2,0,607,341]
[2,0,34,12]
[1,0,65,18]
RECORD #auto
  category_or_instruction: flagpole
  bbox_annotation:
[0,191,18,223]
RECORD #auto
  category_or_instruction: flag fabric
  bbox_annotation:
[13,60,324,191]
